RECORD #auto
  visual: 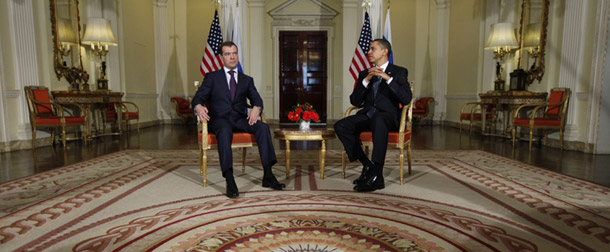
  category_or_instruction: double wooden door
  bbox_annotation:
[279,31,327,124]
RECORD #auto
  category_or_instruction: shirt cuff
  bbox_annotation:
[362,79,370,88]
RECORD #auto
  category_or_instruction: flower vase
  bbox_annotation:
[299,120,311,130]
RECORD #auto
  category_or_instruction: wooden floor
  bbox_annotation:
[2,124,609,187]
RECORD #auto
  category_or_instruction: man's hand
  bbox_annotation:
[367,67,390,81]
[247,106,261,125]
[194,104,210,122]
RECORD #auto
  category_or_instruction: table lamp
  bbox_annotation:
[82,18,117,91]
[485,22,518,91]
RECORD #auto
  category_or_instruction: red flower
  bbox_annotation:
[287,102,320,122]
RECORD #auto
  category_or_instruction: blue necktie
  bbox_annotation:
[229,70,237,101]
[366,77,382,118]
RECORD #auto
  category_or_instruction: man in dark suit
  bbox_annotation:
[335,39,412,192]
[192,41,285,198]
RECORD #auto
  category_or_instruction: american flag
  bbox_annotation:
[349,12,372,81]
[200,10,223,77]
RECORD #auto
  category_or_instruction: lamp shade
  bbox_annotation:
[82,18,117,46]
[523,23,541,48]
[485,22,518,50]
[57,18,77,45]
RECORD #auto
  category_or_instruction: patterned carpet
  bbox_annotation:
[0,149,609,251]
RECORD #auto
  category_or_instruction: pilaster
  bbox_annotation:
[247,0,265,98]
[8,0,40,140]
[342,0,359,112]
[557,1,587,140]
[434,0,450,121]
[153,0,171,120]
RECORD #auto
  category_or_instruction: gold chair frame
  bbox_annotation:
[512,87,571,150]
[340,84,414,185]
[24,85,88,148]
[459,102,496,135]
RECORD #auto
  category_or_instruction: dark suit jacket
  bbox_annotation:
[191,69,263,119]
[350,64,412,127]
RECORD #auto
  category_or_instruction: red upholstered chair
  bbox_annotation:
[412,97,435,124]
[104,101,139,134]
[171,97,194,124]
[340,84,415,185]
[24,86,87,148]
[197,108,267,187]
[459,102,496,135]
[512,88,571,150]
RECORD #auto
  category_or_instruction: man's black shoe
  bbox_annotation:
[262,175,286,190]
[225,176,239,198]
[353,165,371,185]
[354,174,385,192]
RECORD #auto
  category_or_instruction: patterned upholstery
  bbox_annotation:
[512,88,571,150]
[340,84,415,185]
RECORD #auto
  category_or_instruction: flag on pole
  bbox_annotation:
[349,12,373,81]
[200,10,224,77]
[233,2,244,73]
[383,7,393,64]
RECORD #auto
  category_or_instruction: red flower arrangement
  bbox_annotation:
[287,102,320,122]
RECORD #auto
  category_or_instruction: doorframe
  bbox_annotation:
[272,26,334,122]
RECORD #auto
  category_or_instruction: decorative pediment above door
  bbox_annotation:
[268,0,338,26]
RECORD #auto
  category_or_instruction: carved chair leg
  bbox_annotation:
[202,148,208,187]
[530,128,534,152]
[407,142,412,175]
[560,130,564,150]
[62,126,67,148]
[242,147,247,173]
[31,126,37,149]
[512,126,516,147]
[399,147,404,185]
[341,150,347,179]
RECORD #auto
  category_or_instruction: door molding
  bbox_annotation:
[270,0,338,120]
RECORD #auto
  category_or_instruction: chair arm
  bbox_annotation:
[343,106,360,117]
[55,102,87,117]
[398,104,413,133]
[459,102,482,115]
[118,101,139,113]
[197,116,209,147]
[513,102,548,119]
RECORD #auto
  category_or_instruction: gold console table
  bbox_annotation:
[479,91,548,136]
[52,91,124,137]
[274,128,336,179]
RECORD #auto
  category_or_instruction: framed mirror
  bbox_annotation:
[50,0,85,90]
[513,0,549,89]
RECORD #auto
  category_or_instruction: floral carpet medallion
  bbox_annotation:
[1,150,609,251]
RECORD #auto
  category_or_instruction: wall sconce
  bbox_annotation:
[485,22,518,91]
[82,18,117,91]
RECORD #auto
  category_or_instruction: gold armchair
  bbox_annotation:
[512,88,571,150]
[24,86,88,148]
[197,107,266,187]
[459,102,496,135]
[340,84,415,185]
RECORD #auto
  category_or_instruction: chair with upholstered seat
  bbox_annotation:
[340,84,415,185]
[459,102,496,135]
[24,86,88,148]
[197,108,266,187]
[103,101,139,134]
[171,97,194,124]
[512,88,571,150]
[412,97,435,125]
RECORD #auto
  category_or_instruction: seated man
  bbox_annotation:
[192,41,285,198]
[335,39,412,192]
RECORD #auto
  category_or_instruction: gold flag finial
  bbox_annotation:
[362,0,372,12]
[211,0,221,9]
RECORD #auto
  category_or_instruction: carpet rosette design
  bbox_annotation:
[1,149,609,252]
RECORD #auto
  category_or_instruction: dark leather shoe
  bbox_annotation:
[354,174,385,192]
[353,165,371,185]
[226,176,239,198]
[262,175,286,190]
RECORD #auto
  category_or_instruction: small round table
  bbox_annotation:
[274,128,336,179]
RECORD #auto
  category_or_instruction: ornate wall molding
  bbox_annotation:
[433,0,450,121]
